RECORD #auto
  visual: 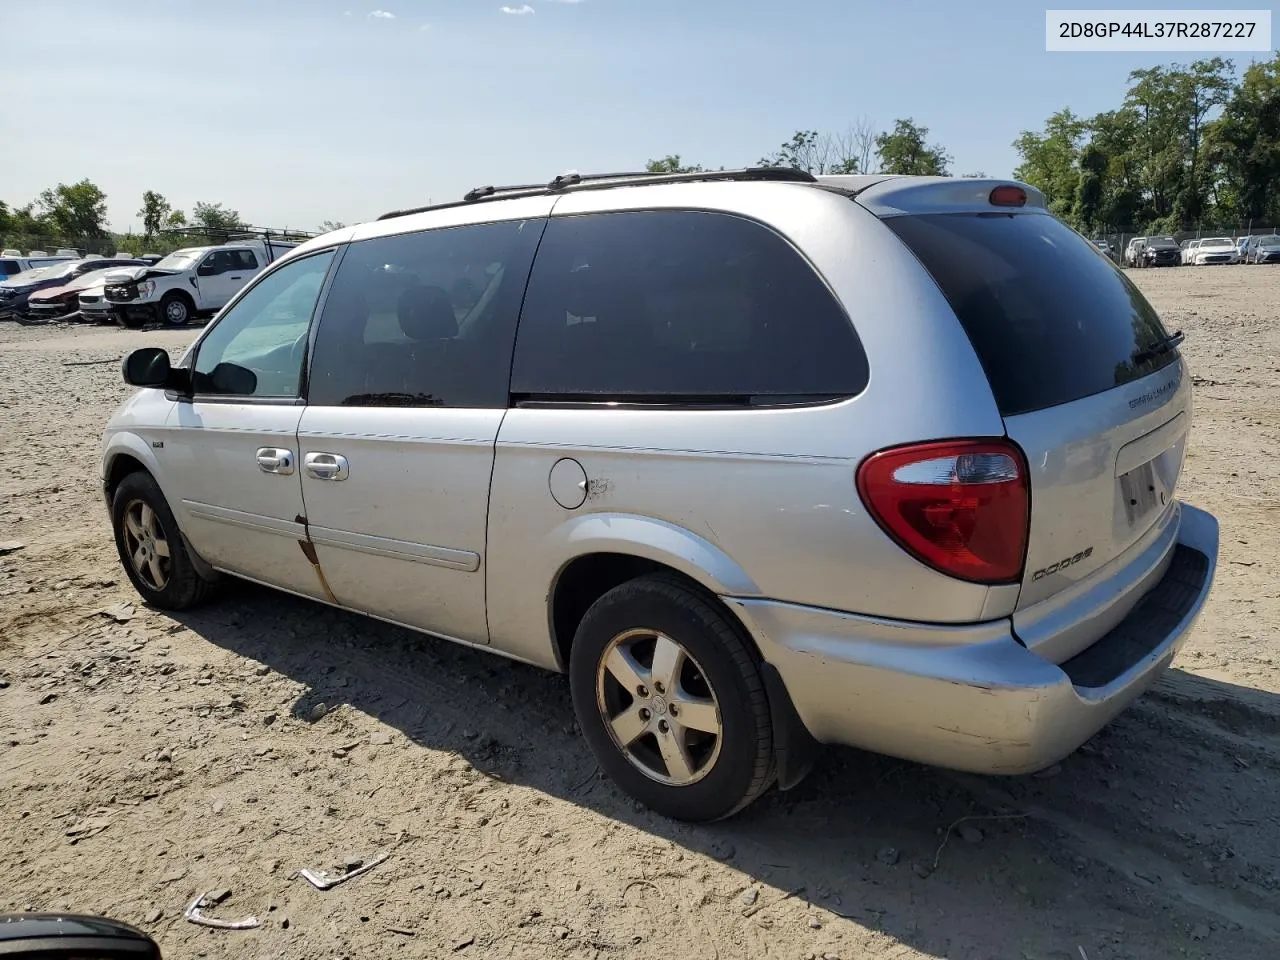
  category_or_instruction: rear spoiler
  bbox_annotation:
[815,175,1047,218]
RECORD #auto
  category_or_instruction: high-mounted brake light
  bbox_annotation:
[856,439,1030,584]
[989,185,1027,207]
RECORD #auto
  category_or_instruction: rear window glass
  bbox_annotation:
[886,212,1179,417]
[511,210,868,403]
[0,261,20,277]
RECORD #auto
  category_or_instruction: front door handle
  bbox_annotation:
[305,452,349,481]
[256,447,295,475]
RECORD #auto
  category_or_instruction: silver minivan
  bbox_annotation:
[101,169,1219,821]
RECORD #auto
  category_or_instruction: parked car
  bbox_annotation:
[0,257,147,320]
[1091,239,1114,258]
[0,253,74,280]
[1137,236,1180,267]
[1180,239,1200,264]
[1123,236,1148,266]
[1242,234,1280,263]
[25,263,148,323]
[1189,237,1238,265]
[103,240,297,328]
[101,170,1219,822]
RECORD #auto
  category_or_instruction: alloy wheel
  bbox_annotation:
[122,499,171,590]
[595,628,723,786]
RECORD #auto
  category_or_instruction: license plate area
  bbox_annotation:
[1119,458,1165,527]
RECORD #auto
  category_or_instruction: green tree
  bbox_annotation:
[1074,144,1108,232]
[1208,52,1280,223]
[1125,58,1233,226]
[35,179,109,238]
[874,119,951,176]
[137,191,172,240]
[1012,109,1087,220]
[166,209,188,228]
[645,155,704,174]
[191,201,242,231]
[318,220,348,233]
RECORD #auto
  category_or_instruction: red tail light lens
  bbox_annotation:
[856,439,1030,584]
[989,185,1027,207]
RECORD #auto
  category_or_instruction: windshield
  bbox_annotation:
[1,266,53,286]
[1203,238,1233,246]
[154,250,201,271]
[1148,240,1178,249]
[1258,237,1280,248]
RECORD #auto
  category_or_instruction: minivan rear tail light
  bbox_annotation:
[989,185,1027,207]
[856,439,1030,584]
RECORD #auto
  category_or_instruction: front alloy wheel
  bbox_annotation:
[121,499,171,590]
[110,471,218,610]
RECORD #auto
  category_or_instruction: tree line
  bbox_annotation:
[1014,53,1280,234]
[647,116,958,178]
[0,183,273,255]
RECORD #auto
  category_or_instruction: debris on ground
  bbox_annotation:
[184,891,261,930]
[299,851,390,891]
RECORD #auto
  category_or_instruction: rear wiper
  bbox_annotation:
[1132,330,1185,365]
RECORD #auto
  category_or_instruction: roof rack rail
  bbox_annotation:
[377,166,817,222]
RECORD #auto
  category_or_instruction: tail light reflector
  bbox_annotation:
[856,439,1030,584]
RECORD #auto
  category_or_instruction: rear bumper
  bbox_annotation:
[728,501,1218,775]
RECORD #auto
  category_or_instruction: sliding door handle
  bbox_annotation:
[305,452,349,481]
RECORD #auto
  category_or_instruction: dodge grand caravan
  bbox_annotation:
[100,168,1219,822]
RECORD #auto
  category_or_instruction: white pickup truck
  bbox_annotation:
[103,239,297,328]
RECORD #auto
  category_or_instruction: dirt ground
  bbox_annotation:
[2,265,1278,960]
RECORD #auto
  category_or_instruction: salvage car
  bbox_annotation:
[24,263,147,323]
[0,257,144,320]
[101,169,1220,822]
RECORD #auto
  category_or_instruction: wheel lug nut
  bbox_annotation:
[637,685,648,697]
[658,720,669,733]
[638,708,650,721]
[668,704,678,716]
[654,682,664,694]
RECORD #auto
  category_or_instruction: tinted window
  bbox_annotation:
[0,261,19,277]
[510,210,868,403]
[886,212,1178,417]
[232,250,258,270]
[192,250,335,398]
[307,219,544,408]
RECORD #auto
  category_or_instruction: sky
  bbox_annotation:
[4,0,1277,234]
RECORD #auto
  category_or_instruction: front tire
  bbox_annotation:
[111,472,218,610]
[159,293,192,326]
[569,575,775,822]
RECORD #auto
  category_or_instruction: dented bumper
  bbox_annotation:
[726,502,1218,775]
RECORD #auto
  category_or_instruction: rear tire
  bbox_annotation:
[569,574,775,822]
[111,472,218,610]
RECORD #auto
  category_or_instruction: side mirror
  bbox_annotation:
[0,913,161,958]
[122,347,171,388]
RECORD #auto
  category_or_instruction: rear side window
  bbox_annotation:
[887,213,1178,417]
[307,218,544,408]
[510,210,868,403]
[0,261,19,277]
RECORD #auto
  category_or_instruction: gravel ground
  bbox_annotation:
[2,265,1278,960]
